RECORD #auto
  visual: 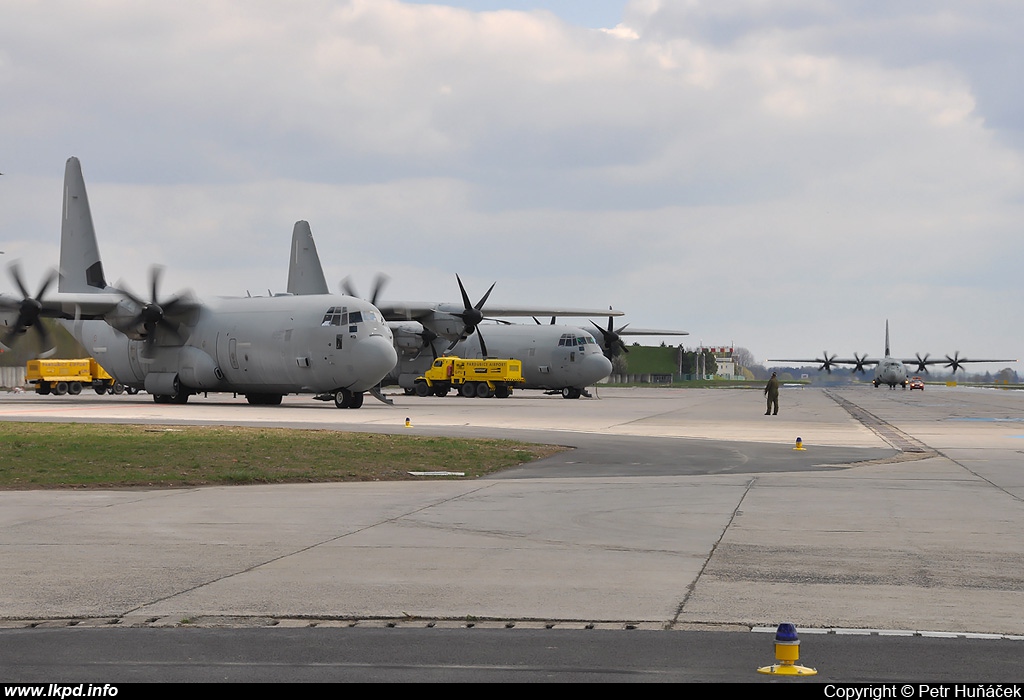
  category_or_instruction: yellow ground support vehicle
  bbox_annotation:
[415,356,524,398]
[25,358,126,396]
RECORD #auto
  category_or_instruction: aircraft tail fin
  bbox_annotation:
[58,157,108,294]
[885,319,890,357]
[286,221,329,295]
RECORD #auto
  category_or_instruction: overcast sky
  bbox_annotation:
[2,0,1021,369]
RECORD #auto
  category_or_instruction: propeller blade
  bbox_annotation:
[2,263,60,355]
[478,327,488,358]
[370,273,389,306]
[340,276,359,299]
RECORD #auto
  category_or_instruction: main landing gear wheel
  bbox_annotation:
[561,387,582,399]
[334,389,364,409]
[154,392,190,404]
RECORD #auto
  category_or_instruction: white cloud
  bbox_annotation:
[1,0,1022,366]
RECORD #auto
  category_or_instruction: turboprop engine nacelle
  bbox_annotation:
[104,299,150,340]
[390,321,425,353]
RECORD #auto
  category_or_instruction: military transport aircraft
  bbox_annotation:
[0,157,397,408]
[770,321,1015,389]
[286,223,687,398]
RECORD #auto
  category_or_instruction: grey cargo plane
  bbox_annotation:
[287,223,687,398]
[0,157,397,407]
[770,321,1015,389]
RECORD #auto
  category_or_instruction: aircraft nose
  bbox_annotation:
[351,334,398,388]
[581,352,613,385]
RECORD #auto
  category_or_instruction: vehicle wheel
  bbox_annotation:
[55,382,68,396]
[476,382,492,398]
[433,385,449,397]
[460,382,476,398]
[414,381,430,397]
[68,382,82,395]
[494,384,509,398]
[94,385,108,395]
[112,382,125,395]
[36,382,51,395]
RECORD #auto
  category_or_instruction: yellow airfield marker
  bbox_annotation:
[794,437,805,450]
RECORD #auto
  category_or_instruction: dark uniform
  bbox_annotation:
[764,372,779,415]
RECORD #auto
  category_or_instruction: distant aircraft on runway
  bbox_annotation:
[770,321,1016,389]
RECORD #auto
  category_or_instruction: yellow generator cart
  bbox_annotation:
[26,358,125,396]
[415,356,524,398]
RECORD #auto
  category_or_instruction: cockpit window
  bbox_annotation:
[322,306,348,326]
[558,333,596,347]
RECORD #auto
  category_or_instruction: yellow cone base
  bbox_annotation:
[757,663,817,676]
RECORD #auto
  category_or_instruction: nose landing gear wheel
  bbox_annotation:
[334,389,364,408]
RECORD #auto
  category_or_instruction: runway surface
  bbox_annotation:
[2,384,1023,681]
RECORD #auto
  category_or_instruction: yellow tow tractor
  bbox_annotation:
[25,358,126,396]
[415,356,523,398]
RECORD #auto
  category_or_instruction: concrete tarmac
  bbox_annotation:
[1,384,1023,638]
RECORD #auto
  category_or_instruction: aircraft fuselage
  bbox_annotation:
[66,294,397,397]
[873,358,909,388]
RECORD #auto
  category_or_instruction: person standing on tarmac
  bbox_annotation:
[764,372,780,415]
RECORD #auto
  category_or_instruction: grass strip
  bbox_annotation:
[0,422,566,488]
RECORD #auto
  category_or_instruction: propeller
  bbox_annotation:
[112,266,193,354]
[591,316,630,358]
[913,352,931,374]
[944,351,965,374]
[341,273,390,306]
[851,352,869,374]
[818,352,838,373]
[0,263,60,354]
[417,326,439,360]
[450,274,496,357]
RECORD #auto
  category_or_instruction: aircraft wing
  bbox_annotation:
[376,301,624,321]
[769,358,878,365]
[898,354,1018,373]
[768,356,879,374]
[617,327,689,336]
